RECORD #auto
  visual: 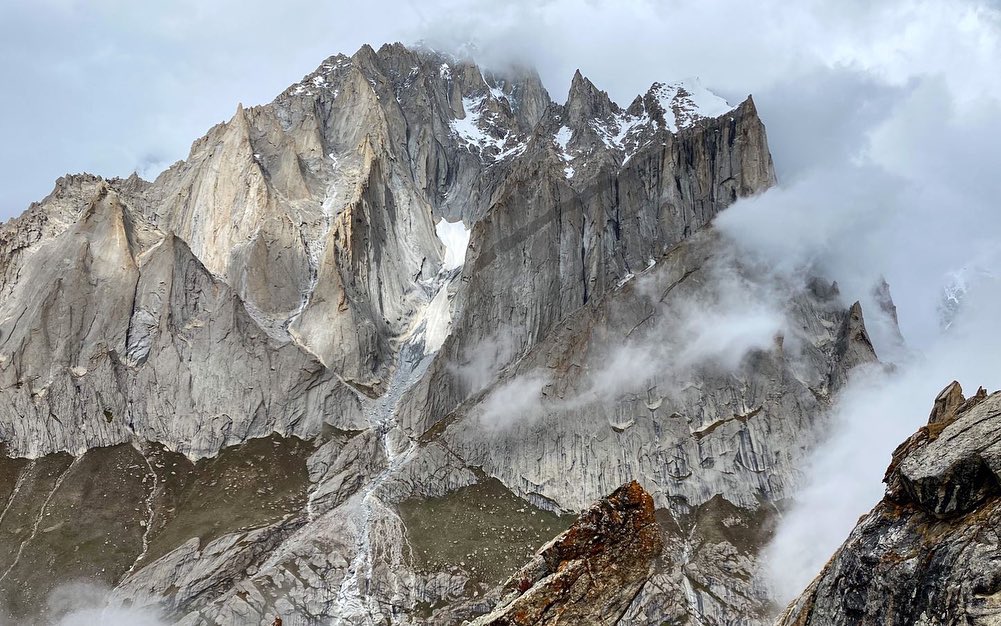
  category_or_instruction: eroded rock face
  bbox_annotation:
[469,481,663,626]
[778,383,1001,626]
[0,42,889,625]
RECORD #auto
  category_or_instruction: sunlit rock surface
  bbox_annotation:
[469,481,663,626]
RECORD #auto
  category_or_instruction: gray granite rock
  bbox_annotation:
[778,384,1001,626]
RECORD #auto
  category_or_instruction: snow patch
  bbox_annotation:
[592,113,652,160]
[554,126,576,178]
[450,96,524,163]
[591,79,735,163]
[554,126,573,153]
[290,57,350,98]
[435,219,470,270]
[495,141,528,161]
[450,97,491,148]
[650,78,734,132]
[489,85,508,102]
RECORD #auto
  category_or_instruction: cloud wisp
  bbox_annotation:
[707,8,1001,597]
[474,254,789,432]
[18,581,168,626]
[760,280,1001,601]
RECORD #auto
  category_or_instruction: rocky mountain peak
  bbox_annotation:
[642,78,736,131]
[564,69,620,126]
[884,380,995,515]
[551,74,753,175]
[0,41,846,626]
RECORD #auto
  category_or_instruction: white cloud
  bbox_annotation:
[763,279,1001,601]
[477,373,548,431]
[475,256,788,430]
[698,2,1001,602]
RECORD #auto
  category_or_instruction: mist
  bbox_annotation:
[760,282,1001,601]
[476,255,789,431]
[0,582,167,626]
[712,15,1001,598]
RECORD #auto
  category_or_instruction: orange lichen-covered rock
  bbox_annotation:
[470,481,663,626]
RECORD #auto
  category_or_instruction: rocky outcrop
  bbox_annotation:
[469,481,663,626]
[397,79,779,440]
[778,382,1001,626]
[829,301,878,390]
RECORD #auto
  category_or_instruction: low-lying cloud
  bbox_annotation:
[6,581,167,626]
[711,21,1001,601]
[762,279,1001,601]
[476,255,788,431]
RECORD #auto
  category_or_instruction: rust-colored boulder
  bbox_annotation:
[470,481,663,626]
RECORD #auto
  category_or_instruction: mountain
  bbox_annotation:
[0,43,885,624]
[778,382,1001,625]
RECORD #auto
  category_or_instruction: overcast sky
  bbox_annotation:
[3,0,1001,607]
[1,0,995,218]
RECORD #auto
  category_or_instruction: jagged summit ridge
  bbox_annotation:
[278,43,744,177]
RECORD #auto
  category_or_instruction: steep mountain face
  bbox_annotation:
[0,42,885,625]
[778,382,1001,626]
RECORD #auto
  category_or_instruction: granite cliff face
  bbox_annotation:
[0,43,884,624]
[778,382,1001,626]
